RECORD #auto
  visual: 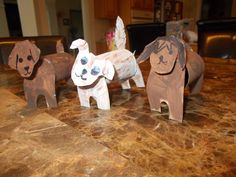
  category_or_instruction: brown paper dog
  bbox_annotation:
[137,36,205,122]
[8,40,74,108]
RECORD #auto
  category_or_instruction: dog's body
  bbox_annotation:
[70,39,144,110]
[8,40,74,108]
[137,36,204,122]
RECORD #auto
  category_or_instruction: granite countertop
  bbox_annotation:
[0,59,236,177]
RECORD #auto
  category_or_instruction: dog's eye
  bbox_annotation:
[19,58,23,63]
[82,69,87,75]
[159,55,163,61]
[27,55,33,61]
[81,56,88,65]
[169,50,173,55]
[91,66,100,76]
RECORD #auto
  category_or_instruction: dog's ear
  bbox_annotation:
[70,39,88,51]
[150,40,178,74]
[29,41,40,63]
[177,39,186,70]
[136,39,157,63]
[102,60,115,80]
[70,39,80,49]
[8,44,18,69]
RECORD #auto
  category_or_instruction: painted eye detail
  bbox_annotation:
[82,69,87,75]
[80,56,88,65]
[91,66,100,76]
[158,55,167,64]
[169,50,173,55]
[27,55,33,61]
[19,58,23,63]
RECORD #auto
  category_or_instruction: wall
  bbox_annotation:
[17,0,38,36]
[0,0,9,37]
[46,0,58,35]
[34,0,51,35]
[1,0,108,53]
[55,0,108,53]
[56,0,82,45]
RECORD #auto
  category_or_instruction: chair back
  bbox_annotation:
[126,23,166,55]
[197,18,236,59]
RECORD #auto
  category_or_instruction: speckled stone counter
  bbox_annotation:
[0,59,236,177]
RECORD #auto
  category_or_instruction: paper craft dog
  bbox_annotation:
[8,40,74,108]
[70,16,144,110]
[70,38,145,110]
[137,36,205,122]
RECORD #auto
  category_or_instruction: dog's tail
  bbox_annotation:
[56,40,65,53]
[115,16,126,50]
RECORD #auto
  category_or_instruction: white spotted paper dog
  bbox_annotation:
[70,17,144,110]
[70,39,144,110]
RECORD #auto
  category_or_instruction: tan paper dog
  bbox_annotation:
[137,36,205,122]
[8,40,74,108]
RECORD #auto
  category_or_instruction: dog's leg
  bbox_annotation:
[148,95,161,112]
[121,80,131,89]
[45,91,57,108]
[45,94,57,108]
[189,74,204,95]
[43,75,57,108]
[95,91,110,110]
[147,81,162,112]
[25,90,38,108]
[94,78,110,110]
[168,88,184,123]
[131,63,145,87]
[24,81,38,108]
[77,87,91,108]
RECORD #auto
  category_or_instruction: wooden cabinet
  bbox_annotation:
[94,0,118,19]
[131,0,143,9]
[143,0,154,11]
[96,41,108,55]
[162,0,183,22]
[118,0,154,27]
[131,0,154,11]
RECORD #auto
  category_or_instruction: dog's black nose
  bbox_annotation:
[24,66,29,71]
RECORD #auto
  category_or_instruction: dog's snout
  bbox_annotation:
[24,66,29,71]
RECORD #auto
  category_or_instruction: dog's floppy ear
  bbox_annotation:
[102,60,115,80]
[176,39,186,70]
[29,41,40,63]
[136,39,158,63]
[70,39,80,49]
[150,40,178,74]
[8,45,18,69]
[70,38,88,51]
[169,36,186,70]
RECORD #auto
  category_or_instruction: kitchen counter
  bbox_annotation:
[0,58,236,176]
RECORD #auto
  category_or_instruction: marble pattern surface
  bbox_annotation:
[0,59,236,177]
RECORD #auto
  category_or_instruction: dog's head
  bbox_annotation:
[137,36,186,74]
[8,40,40,78]
[70,39,115,87]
